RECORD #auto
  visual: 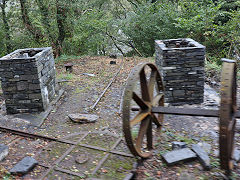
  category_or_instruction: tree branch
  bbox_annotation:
[106,30,125,56]
[19,0,44,43]
[1,0,12,53]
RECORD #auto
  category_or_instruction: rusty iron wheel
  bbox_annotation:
[122,62,164,158]
[219,60,237,173]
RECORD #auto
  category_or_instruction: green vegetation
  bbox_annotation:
[55,55,83,64]
[0,0,239,75]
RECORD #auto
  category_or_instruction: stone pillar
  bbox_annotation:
[0,47,56,114]
[155,38,205,105]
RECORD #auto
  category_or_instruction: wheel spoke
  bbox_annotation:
[132,92,148,110]
[140,69,150,101]
[152,93,164,106]
[136,117,150,149]
[151,113,162,127]
[122,62,164,159]
[146,120,153,149]
[130,112,149,127]
[148,70,157,100]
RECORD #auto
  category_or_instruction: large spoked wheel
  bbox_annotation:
[219,60,237,174]
[122,62,164,158]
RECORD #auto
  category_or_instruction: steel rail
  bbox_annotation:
[0,126,75,145]
[91,56,124,109]
[39,132,89,180]
[0,126,133,157]
[0,126,134,178]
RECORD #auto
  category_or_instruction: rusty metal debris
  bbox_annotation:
[122,60,238,174]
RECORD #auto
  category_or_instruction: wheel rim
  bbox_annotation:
[219,61,237,173]
[122,62,164,158]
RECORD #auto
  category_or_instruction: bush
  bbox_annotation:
[121,1,181,56]
[63,9,113,55]
[120,0,240,62]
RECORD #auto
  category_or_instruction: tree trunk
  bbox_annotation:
[36,0,53,39]
[36,0,58,55]
[1,0,12,53]
[19,0,44,43]
[55,0,67,57]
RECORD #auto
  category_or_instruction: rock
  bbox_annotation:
[179,172,195,180]
[201,130,218,140]
[82,73,95,77]
[123,173,134,180]
[213,149,219,157]
[110,60,116,64]
[172,141,187,150]
[197,142,211,154]
[161,148,197,165]
[0,144,8,161]
[68,114,98,123]
[236,120,240,130]
[212,148,239,163]
[10,156,38,175]
[109,54,117,59]
[192,144,211,170]
[233,149,240,162]
[75,154,89,164]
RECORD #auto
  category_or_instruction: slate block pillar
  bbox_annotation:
[0,47,56,114]
[155,38,205,105]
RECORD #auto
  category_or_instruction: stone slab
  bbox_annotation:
[0,144,8,161]
[161,148,197,165]
[192,144,210,170]
[10,156,38,175]
[197,142,211,154]
[68,113,98,123]
[172,141,187,150]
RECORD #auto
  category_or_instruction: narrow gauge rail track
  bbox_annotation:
[0,125,134,179]
[91,55,124,109]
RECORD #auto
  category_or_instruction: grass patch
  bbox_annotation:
[205,59,222,82]
[55,54,84,64]
[57,73,74,81]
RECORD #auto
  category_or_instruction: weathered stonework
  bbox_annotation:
[155,38,205,105]
[0,47,56,114]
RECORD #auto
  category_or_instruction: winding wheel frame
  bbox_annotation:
[122,59,238,174]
